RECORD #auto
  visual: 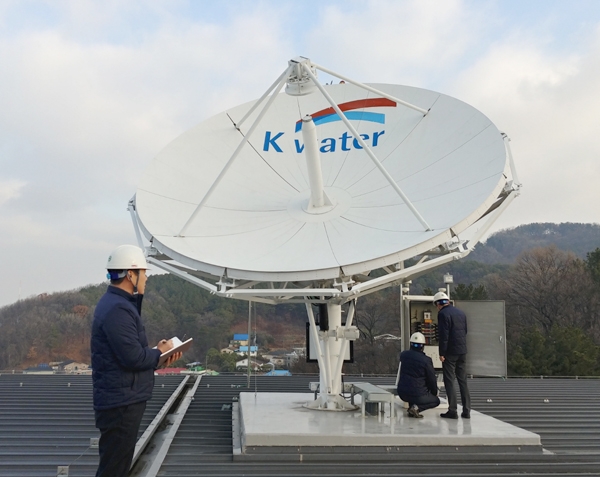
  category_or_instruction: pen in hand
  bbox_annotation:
[157,339,173,353]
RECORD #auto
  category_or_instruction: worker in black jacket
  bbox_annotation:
[397,332,440,418]
[435,291,471,419]
[91,245,181,477]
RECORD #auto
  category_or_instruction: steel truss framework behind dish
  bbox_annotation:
[130,56,520,411]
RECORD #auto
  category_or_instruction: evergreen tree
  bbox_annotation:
[453,283,489,300]
[585,248,600,285]
[508,326,600,376]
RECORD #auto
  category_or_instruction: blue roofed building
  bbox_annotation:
[265,370,291,376]
[236,346,258,357]
[23,363,54,375]
[232,334,249,346]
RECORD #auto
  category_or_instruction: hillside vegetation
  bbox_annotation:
[0,275,308,370]
[1,222,599,376]
[468,222,600,264]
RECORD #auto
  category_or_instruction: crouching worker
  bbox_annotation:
[397,332,440,418]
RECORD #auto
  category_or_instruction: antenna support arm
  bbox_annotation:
[301,63,432,231]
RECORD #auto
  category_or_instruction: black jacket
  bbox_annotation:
[91,286,161,411]
[438,304,468,356]
[397,348,438,397]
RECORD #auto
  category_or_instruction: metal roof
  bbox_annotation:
[0,373,186,477]
[1,374,600,476]
[152,375,600,476]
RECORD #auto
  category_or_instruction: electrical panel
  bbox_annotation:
[409,302,438,345]
[408,300,453,369]
[403,299,507,375]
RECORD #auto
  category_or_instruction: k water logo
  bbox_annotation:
[263,98,396,154]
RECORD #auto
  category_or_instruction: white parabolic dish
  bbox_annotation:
[136,83,508,282]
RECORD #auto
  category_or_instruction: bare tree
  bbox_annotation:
[354,292,398,345]
[490,246,600,340]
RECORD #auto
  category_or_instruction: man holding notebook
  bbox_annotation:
[91,244,181,477]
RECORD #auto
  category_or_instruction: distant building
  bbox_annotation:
[183,363,207,374]
[155,368,187,375]
[232,334,249,346]
[58,360,89,373]
[374,334,401,341]
[220,347,235,354]
[285,350,300,368]
[265,370,292,376]
[23,364,53,375]
[264,349,299,368]
[236,346,258,357]
[263,350,285,366]
[292,347,306,357]
[235,358,263,370]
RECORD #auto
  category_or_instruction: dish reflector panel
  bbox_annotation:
[136,83,507,280]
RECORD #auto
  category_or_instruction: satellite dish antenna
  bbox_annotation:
[130,56,520,411]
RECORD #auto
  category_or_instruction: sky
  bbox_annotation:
[1,0,600,308]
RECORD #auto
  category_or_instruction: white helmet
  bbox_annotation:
[410,332,426,345]
[433,291,449,304]
[106,245,148,271]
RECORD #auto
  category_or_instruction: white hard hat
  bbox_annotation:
[433,291,449,304]
[106,245,148,270]
[410,332,426,344]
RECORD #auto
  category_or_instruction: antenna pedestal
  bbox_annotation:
[305,302,359,411]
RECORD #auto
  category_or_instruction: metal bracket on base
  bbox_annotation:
[304,394,358,411]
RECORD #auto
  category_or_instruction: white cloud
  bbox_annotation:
[0,6,292,221]
[451,25,600,229]
[0,179,27,206]
[303,0,481,86]
[0,2,295,306]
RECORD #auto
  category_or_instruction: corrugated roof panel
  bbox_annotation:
[155,375,600,476]
[0,374,186,477]
[2,374,600,476]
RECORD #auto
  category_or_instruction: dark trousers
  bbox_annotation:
[442,354,471,413]
[399,392,440,412]
[95,401,146,477]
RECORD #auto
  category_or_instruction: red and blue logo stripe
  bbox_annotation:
[295,98,396,132]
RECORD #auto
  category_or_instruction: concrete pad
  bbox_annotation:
[237,392,541,456]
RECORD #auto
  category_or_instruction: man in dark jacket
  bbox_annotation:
[397,332,440,418]
[92,245,180,477]
[434,291,471,419]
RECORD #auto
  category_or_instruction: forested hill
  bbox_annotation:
[0,221,599,372]
[0,274,308,370]
[468,222,600,264]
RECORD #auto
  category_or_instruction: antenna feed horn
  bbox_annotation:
[286,57,318,96]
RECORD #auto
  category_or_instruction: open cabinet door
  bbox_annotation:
[455,300,507,377]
